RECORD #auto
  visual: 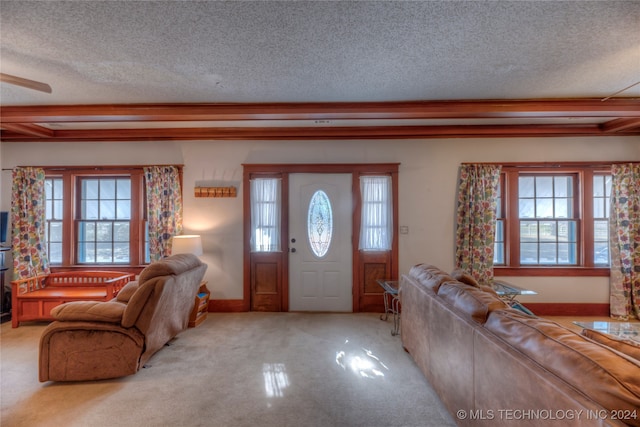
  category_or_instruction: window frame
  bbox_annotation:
[591,172,612,266]
[249,176,282,253]
[494,163,612,277]
[359,175,393,252]
[76,175,134,265]
[516,172,579,266]
[44,177,64,264]
[43,167,148,269]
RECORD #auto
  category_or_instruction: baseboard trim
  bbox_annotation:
[206,301,609,316]
[208,299,246,312]
[358,303,385,313]
[524,303,610,316]
[207,300,389,313]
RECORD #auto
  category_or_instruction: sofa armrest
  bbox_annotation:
[51,301,126,323]
[581,328,640,363]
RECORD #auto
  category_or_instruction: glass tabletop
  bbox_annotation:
[376,279,399,295]
[492,280,537,297]
[574,321,640,343]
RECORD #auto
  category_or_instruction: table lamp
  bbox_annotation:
[171,235,203,256]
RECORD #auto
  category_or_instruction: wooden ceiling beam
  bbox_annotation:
[1,99,639,123]
[600,117,640,133]
[2,124,637,142]
[0,123,54,138]
[2,99,638,142]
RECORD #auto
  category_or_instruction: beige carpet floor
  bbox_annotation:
[1,313,455,427]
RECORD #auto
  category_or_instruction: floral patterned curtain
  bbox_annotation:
[455,164,502,286]
[609,163,640,320]
[144,166,183,261]
[11,167,50,280]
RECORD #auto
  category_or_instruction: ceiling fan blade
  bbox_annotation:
[0,73,52,93]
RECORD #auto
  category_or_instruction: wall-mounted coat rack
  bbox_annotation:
[194,186,237,198]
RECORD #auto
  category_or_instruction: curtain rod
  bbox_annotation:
[3,164,184,171]
[460,161,635,168]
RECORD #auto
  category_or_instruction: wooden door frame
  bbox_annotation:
[242,163,399,312]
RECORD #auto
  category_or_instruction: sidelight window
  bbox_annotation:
[250,178,281,252]
[593,174,611,265]
[44,177,64,264]
[359,176,392,251]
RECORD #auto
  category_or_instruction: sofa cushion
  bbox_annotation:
[437,281,507,324]
[138,253,203,284]
[581,328,640,363]
[450,268,480,287]
[409,264,455,294]
[51,301,126,323]
[485,309,640,421]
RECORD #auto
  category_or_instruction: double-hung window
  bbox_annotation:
[43,167,147,267]
[518,174,577,265]
[495,164,611,275]
[78,177,132,264]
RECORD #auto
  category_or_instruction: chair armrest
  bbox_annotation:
[51,301,126,324]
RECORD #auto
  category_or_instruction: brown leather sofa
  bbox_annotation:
[401,264,640,427]
[39,254,207,382]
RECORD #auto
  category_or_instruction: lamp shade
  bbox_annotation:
[171,235,203,256]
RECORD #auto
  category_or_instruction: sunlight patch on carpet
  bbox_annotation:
[263,363,290,398]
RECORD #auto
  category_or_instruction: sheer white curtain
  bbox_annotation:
[250,178,281,252]
[359,176,392,251]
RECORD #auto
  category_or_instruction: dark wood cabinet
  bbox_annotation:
[0,247,10,323]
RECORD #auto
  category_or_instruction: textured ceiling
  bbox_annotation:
[1,0,639,106]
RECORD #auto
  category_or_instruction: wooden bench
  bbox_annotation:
[11,271,135,328]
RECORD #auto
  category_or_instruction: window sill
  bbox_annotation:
[494,266,610,277]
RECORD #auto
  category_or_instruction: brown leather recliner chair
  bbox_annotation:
[39,254,207,382]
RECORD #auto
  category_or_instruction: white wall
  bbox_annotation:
[2,136,639,303]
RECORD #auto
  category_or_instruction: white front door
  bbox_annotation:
[289,174,353,312]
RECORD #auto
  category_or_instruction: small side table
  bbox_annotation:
[189,282,210,328]
[492,280,537,315]
[377,279,400,336]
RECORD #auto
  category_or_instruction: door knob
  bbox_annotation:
[290,248,297,253]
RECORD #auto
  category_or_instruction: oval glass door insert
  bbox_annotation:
[307,190,333,258]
